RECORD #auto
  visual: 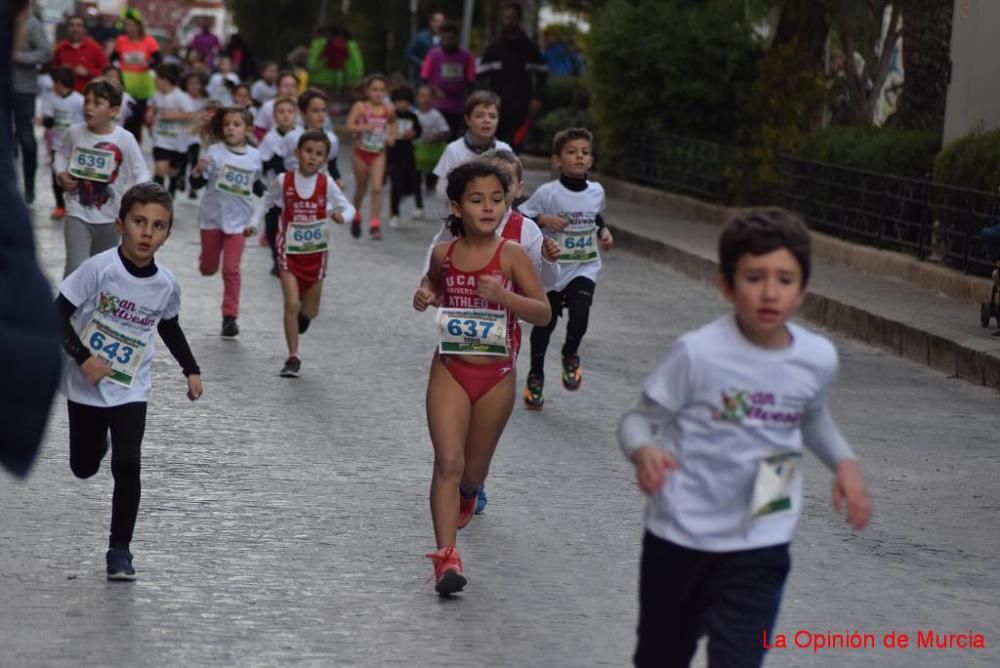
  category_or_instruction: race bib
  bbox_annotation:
[286,219,330,254]
[81,317,148,388]
[437,308,509,356]
[216,164,255,197]
[440,62,464,80]
[155,118,183,137]
[750,451,800,518]
[123,51,146,66]
[557,225,598,263]
[68,146,116,182]
[54,109,72,129]
[396,118,413,137]
[361,130,387,153]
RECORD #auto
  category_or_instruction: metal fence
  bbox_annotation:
[777,155,1000,276]
[620,132,728,202]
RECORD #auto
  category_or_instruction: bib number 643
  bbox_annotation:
[89,330,135,365]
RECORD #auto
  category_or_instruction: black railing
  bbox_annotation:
[621,132,728,202]
[777,154,1000,276]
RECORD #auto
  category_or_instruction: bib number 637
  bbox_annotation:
[446,318,495,339]
[89,330,134,365]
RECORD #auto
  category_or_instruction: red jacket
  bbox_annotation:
[52,38,109,93]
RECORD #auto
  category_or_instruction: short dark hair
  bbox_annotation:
[440,21,460,36]
[444,161,511,237]
[297,129,332,156]
[390,85,415,103]
[465,90,500,117]
[67,14,86,25]
[718,209,811,288]
[481,148,523,181]
[118,182,174,228]
[83,77,122,108]
[503,2,523,19]
[53,66,76,89]
[182,71,206,90]
[233,83,252,97]
[298,87,328,112]
[553,127,592,155]
[155,64,180,86]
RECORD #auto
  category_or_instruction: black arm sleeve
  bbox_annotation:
[262,154,284,177]
[188,172,208,190]
[55,293,91,365]
[596,213,606,230]
[157,316,201,377]
[150,51,163,69]
[253,180,266,197]
[327,156,341,181]
[42,116,55,129]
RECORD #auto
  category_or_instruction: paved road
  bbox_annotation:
[1,159,997,667]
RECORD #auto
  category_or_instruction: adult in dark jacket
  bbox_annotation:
[404,11,444,85]
[477,2,547,145]
[12,8,49,204]
[3,0,62,477]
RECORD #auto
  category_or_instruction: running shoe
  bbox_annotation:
[298,313,311,334]
[458,492,477,529]
[221,316,239,339]
[106,548,136,581]
[188,189,198,201]
[370,220,383,241]
[351,211,362,238]
[562,354,583,391]
[523,371,544,410]
[476,486,488,514]
[412,208,424,220]
[388,215,400,228]
[426,546,466,595]
[51,207,66,220]
[280,356,302,378]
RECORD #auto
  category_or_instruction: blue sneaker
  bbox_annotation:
[106,548,136,581]
[476,486,488,514]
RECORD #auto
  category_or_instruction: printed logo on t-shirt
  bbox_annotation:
[712,390,803,425]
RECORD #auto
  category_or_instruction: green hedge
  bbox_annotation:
[798,126,942,179]
[933,130,1000,192]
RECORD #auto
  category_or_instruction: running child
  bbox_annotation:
[259,96,300,273]
[150,64,199,197]
[282,88,341,184]
[618,208,871,667]
[231,83,256,125]
[254,71,301,141]
[189,107,263,339]
[101,66,135,128]
[178,71,209,200]
[387,85,422,228]
[251,60,279,105]
[207,55,239,105]
[346,74,396,240]
[412,161,552,595]
[519,127,614,410]
[431,90,511,201]
[56,182,203,580]
[413,84,450,213]
[42,66,84,221]
[55,77,150,277]
[249,130,355,378]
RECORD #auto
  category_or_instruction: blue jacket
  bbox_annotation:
[404,29,435,70]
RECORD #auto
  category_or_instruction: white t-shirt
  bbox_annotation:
[43,91,85,153]
[413,107,450,144]
[251,79,277,104]
[207,72,239,106]
[183,94,207,148]
[250,171,356,231]
[254,98,303,133]
[59,248,182,407]
[432,136,513,199]
[54,123,150,224]
[282,127,340,173]
[619,314,854,553]
[117,91,136,127]
[519,179,606,292]
[197,143,262,234]
[152,87,197,152]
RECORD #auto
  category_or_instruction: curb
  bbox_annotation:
[609,223,1000,390]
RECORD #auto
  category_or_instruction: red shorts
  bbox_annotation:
[354,147,383,167]
[437,353,514,403]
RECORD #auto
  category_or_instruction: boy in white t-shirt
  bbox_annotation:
[431,90,511,202]
[55,78,150,277]
[207,55,240,106]
[519,128,613,410]
[618,209,871,667]
[42,66,84,221]
[56,183,203,581]
[151,64,200,198]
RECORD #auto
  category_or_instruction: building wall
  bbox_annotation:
[943,0,1000,142]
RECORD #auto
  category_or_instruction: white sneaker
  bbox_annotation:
[412,208,424,220]
[389,216,400,228]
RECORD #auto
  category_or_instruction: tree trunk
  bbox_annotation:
[898,0,953,130]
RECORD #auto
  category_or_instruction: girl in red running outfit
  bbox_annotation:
[346,75,396,240]
[412,161,551,595]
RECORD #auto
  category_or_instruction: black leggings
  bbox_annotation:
[529,276,596,375]
[68,400,147,548]
[50,152,64,209]
[265,206,281,271]
[390,169,423,216]
[124,98,147,142]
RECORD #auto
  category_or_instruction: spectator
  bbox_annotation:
[224,33,258,82]
[51,14,108,93]
[112,8,161,141]
[188,16,221,69]
[2,0,63,477]
[12,4,50,204]
[477,2,547,145]
[307,26,340,93]
[542,28,581,77]
[420,21,475,140]
[88,13,119,54]
[404,11,444,85]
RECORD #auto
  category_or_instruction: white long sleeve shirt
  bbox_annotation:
[250,170,356,231]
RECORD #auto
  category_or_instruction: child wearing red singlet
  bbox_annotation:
[412,161,552,595]
[250,130,355,378]
[346,74,396,240]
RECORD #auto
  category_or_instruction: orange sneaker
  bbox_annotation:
[51,207,66,220]
[426,546,466,595]
[458,493,477,530]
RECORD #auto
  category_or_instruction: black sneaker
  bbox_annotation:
[280,356,302,378]
[106,548,136,581]
[562,354,582,391]
[350,212,362,239]
[221,316,239,339]
[298,313,311,334]
[523,371,544,410]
